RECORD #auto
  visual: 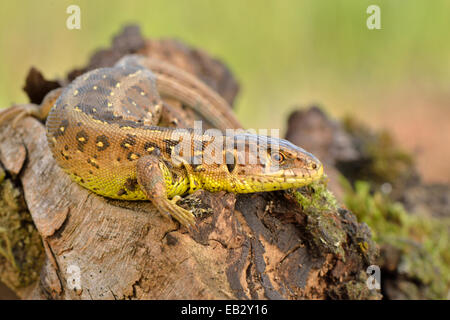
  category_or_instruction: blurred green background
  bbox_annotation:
[1,0,449,180]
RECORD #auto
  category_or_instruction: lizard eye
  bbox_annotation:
[270,152,284,163]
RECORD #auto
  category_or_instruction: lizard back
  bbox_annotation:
[46,64,191,200]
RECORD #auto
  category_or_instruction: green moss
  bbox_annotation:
[342,116,414,186]
[0,178,44,291]
[343,271,381,300]
[292,175,346,258]
[293,174,338,213]
[341,177,450,299]
[0,227,18,270]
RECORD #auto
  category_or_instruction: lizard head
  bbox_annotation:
[221,133,324,193]
[204,133,323,193]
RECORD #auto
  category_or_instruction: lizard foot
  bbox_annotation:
[158,196,197,229]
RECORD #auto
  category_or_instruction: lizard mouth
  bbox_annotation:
[276,166,323,186]
[242,162,324,189]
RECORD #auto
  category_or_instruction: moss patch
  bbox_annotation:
[0,173,44,292]
[293,175,359,260]
[341,116,415,189]
[341,178,450,299]
[294,175,338,213]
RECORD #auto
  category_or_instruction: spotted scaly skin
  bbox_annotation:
[43,57,324,227]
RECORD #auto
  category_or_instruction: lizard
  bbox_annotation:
[0,55,324,227]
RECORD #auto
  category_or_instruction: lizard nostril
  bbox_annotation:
[311,163,317,169]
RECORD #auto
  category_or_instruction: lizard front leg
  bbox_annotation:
[136,155,196,227]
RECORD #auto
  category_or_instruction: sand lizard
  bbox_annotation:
[0,55,323,227]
